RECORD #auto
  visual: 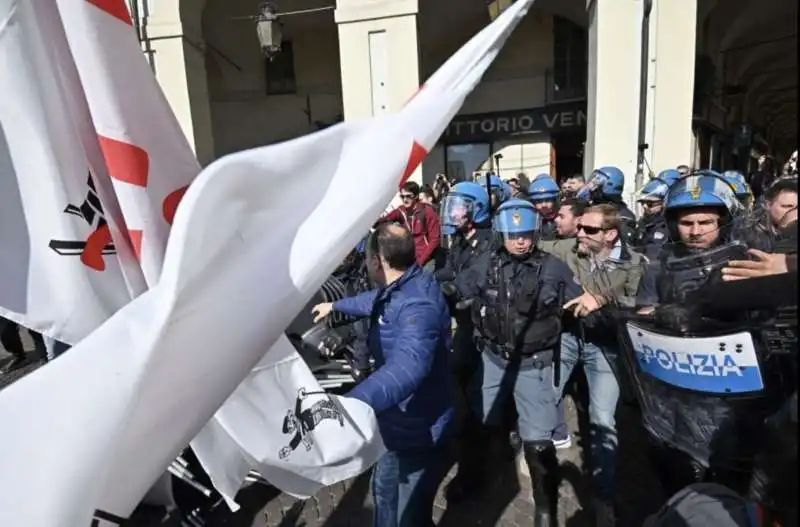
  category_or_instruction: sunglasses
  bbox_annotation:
[400,193,416,200]
[577,224,605,235]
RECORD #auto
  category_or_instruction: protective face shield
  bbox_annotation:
[637,178,671,203]
[493,199,540,255]
[440,193,478,233]
[577,166,625,200]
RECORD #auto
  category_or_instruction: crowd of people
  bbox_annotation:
[311,155,797,527]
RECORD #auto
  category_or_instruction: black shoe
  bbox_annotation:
[523,441,560,527]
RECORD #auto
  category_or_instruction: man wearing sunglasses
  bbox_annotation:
[539,204,646,526]
[380,181,441,271]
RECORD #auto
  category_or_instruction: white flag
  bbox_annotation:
[0,1,535,525]
[56,0,201,287]
[0,0,145,344]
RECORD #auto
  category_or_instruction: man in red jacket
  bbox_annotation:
[381,181,441,270]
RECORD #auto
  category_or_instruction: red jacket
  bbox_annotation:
[383,203,441,265]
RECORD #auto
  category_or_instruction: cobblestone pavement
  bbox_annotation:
[2,343,668,527]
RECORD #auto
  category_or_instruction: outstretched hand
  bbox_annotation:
[563,292,606,317]
[311,302,334,324]
[722,249,788,281]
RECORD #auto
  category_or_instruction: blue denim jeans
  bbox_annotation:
[371,443,451,527]
[557,332,619,501]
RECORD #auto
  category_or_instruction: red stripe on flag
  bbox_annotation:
[129,230,143,261]
[400,141,428,186]
[162,185,189,225]
[98,136,149,187]
[82,224,113,271]
[85,0,133,26]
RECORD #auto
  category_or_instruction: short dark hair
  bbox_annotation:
[566,174,585,182]
[401,181,420,196]
[560,197,589,216]
[765,178,798,202]
[368,223,417,271]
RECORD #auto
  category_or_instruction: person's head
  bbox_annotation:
[576,204,621,257]
[399,181,420,209]
[365,223,417,286]
[555,198,588,238]
[493,199,540,257]
[765,178,798,229]
[476,172,511,209]
[440,181,491,235]
[664,174,737,250]
[506,177,521,196]
[578,166,624,202]
[419,184,436,205]
[561,174,585,196]
[637,177,672,217]
[721,170,753,209]
[528,174,560,217]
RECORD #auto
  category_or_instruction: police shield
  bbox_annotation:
[591,245,797,473]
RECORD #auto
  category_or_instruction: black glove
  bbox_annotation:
[440,281,458,297]
[653,303,704,334]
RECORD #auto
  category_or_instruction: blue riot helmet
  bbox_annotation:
[656,169,682,188]
[663,173,742,248]
[636,177,671,216]
[528,174,560,202]
[493,199,540,256]
[577,166,625,201]
[475,172,511,208]
[721,170,754,206]
[439,181,491,237]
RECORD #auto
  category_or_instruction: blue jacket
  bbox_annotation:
[334,265,453,451]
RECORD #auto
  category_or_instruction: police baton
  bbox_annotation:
[553,281,566,388]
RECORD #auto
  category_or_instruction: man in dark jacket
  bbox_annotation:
[381,181,441,270]
[312,223,453,527]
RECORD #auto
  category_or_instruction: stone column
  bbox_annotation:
[584,0,643,201]
[643,0,697,174]
[142,14,216,166]
[335,0,422,182]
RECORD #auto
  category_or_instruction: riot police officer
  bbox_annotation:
[631,173,786,497]
[721,170,754,210]
[577,166,637,246]
[634,169,680,259]
[528,174,561,241]
[475,172,512,211]
[443,199,581,526]
[436,182,496,415]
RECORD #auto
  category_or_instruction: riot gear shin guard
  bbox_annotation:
[523,440,560,527]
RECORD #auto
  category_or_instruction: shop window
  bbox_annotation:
[265,41,297,95]
[552,17,587,101]
[445,144,492,182]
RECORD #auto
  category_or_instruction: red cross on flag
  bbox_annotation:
[58,0,200,287]
[0,0,536,523]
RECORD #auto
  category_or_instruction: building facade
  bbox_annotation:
[135,0,796,200]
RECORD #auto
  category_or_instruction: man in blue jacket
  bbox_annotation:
[312,223,454,527]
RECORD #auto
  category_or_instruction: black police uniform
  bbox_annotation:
[435,227,495,400]
[634,212,670,260]
[538,216,559,241]
[450,247,581,520]
[632,242,797,497]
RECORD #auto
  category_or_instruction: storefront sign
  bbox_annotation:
[444,101,587,142]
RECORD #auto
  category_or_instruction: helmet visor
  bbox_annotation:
[440,193,476,230]
[577,170,609,199]
[637,179,670,202]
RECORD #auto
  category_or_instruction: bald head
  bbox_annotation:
[368,223,417,271]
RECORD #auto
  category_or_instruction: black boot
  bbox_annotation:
[523,441,560,527]
[445,416,489,503]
